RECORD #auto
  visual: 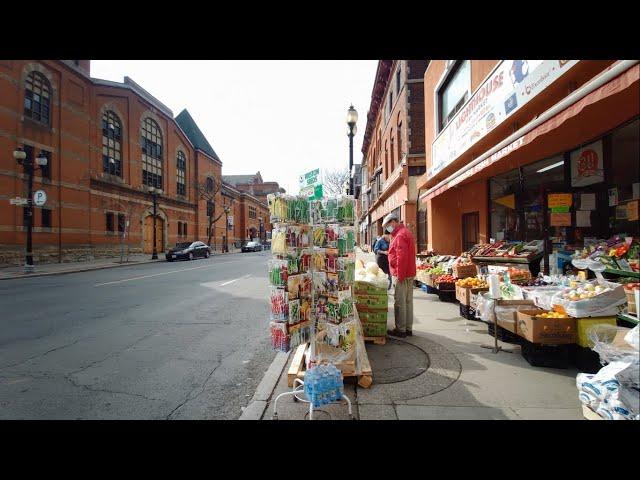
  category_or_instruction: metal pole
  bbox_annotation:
[348,131,354,195]
[151,192,158,259]
[25,158,35,273]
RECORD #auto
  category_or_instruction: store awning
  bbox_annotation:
[422,63,640,204]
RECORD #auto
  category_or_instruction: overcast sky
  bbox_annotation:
[91,61,377,195]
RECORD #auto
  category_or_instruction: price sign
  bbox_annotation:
[548,193,572,209]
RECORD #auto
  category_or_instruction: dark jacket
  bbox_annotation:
[373,237,390,274]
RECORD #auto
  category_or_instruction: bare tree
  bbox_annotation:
[194,174,232,250]
[322,168,350,197]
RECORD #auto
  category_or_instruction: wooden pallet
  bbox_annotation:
[582,404,603,420]
[287,342,373,389]
[364,336,386,345]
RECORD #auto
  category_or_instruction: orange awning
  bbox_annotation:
[422,64,640,204]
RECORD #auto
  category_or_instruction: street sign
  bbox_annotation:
[299,168,321,188]
[33,190,47,207]
[308,184,323,201]
[9,197,28,206]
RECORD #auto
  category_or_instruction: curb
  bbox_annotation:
[0,250,247,281]
[239,350,290,420]
[0,259,163,281]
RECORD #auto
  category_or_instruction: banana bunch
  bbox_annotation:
[313,227,326,246]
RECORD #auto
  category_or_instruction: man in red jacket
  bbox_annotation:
[383,212,416,338]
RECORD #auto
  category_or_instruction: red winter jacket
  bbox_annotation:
[388,223,416,281]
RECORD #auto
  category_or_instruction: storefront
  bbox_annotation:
[420,60,639,264]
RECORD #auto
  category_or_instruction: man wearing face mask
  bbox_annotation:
[382,212,416,338]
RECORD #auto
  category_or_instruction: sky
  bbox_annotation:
[91,61,378,195]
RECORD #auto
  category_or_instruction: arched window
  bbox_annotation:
[24,71,51,124]
[141,117,163,188]
[177,151,186,196]
[102,110,122,176]
[206,177,214,192]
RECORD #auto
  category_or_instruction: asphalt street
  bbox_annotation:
[0,251,276,419]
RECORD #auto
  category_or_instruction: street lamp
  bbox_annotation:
[14,147,48,273]
[346,104,358,195]
[147,186,162,260]
[223,205,231,253]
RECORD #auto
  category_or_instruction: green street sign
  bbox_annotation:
[299,168,321,187]
[308,184,323,200]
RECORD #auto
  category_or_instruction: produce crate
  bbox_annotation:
[354,281,387,296]
[456,284,489,305]
[438,290,457,303]
[570,345,603,374]
[575,317,617,348]
[453,263,478,279]
[487,323,522,344]
[357,309,388,324]
[361,322,387,337]
[354,293,388,310]
[436,281,456,291]
[520,339,571,369]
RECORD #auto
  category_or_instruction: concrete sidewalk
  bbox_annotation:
[245,251,584,420]
[0,248,244,280]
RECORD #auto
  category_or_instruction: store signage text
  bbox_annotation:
[430,60,580,179]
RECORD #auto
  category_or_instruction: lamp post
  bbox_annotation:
[147,186,162,260]
[223,205,230,253]
[346,105,358,195]
[14,148,48,273]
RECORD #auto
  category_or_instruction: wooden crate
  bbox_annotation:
[287,342,373,389]
[364,336,386,345]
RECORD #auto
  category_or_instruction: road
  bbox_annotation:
[0,251,275,419]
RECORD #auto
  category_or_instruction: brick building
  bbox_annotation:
[417,60,639,259]
[356,60,430,250]
[0,60,276,265]
[222,171,285,204]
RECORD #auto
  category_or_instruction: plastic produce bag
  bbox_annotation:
[588,325,639,368]
[551,280,626,317]
[625,325,639,350]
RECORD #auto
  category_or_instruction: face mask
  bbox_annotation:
[386,226,394,233]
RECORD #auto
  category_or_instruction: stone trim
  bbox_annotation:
[21,62,58,102]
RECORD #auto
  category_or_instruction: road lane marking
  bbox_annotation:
[220,274,251,286]
[94,264,218,286]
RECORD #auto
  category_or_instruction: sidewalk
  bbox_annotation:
[244,251,584,420]
[0,248,243,280]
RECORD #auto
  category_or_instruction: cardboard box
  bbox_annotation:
[516,309,577,344]
[575,316,617,348]
[456,285,489,305]
[354,293,388,309]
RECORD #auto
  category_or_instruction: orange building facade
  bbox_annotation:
[0,60,272,265]
[417,60,639,259]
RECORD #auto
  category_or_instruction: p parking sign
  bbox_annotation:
[33,190,47,207]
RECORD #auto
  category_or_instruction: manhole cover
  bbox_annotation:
[366,338,430,384]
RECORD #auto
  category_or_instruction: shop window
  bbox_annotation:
[438,60,470,132]
[24,71,51,125]
[41,209,51,228]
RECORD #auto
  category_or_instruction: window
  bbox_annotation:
[106,212,114,232]
[183,222,187,237]
[409,165,426,176]
[206,177,214,192]
[102,110,122,177]
[396,65,401,94]
[41,209,51,228]
[389,91,393,116]
[39,151,51,179]
[178,222,183,236]
[24,71,51,125]
[390,135,395,172]
[249,206,257,219]
[141,117,163,189]
[397,123,402,165]
[177,151,186,196]
[207,201,214,217]
[118,213,126,233]
[438,60,470,131]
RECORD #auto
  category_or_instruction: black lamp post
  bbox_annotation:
[223,205,230,253]
[148,186,162,260]
[346,105,358,195]
[14,147,48,273]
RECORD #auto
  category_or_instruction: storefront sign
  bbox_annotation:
[430,60,579,179]
[550,212,572,227]
[628,200,639,222]
[548,193,572,209]
[570,140,604,187]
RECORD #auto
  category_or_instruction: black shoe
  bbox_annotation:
[406,330,413,336]
[387,329,406,338]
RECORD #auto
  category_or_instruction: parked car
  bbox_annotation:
[166,241,211,261]
[241,241,263,252]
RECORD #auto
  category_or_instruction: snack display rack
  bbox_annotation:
[267,193,373,395]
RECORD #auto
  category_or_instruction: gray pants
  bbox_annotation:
[393,277,414,332]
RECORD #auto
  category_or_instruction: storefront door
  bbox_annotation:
[462,212,479,251]
[144,216,164,254]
